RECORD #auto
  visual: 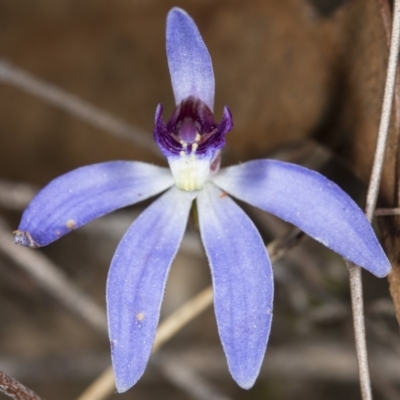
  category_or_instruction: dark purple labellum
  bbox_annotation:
[154,96,233,158]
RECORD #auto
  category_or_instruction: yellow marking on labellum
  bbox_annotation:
[195,133,201,142]
[191,143,198,152]
[136,312,145,321]
[180,150,185,157]
[66,219,76,229]
[168,155,210,192]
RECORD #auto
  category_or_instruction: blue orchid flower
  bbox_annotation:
[14,7,391,393]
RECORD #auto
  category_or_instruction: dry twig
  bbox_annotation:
[374,207,400,216]
[0,371,44,400]
[0,61,160,157]
[0,218,107,335]
[0,180,38,210]
[346,1,400,400]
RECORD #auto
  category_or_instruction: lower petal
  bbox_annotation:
[212,160,391,277]
[107,186,195,392]
[197,183,273,389]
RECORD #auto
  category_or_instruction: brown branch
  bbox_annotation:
[0,371,44,400]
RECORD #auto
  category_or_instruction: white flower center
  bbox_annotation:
[168,133,210,191]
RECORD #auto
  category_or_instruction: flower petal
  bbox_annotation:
[166,7,215,109]
[212,160,391,277]
[15,161,174,247]
[197,183,273,389]
[107,186,195,392]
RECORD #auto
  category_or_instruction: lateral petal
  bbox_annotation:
[107,186,195,392]
[212,160,391,277]
[166,7,215,109]
[15,161,174,247]
[197,183,273,389]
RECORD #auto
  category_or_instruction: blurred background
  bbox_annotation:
[0,0,399,399]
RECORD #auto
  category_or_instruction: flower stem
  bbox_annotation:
[347,262,372,400]
[365,0,400,219]
[347,1,400,399]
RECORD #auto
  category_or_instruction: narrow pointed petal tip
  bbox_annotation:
[107,187,196,392]
[114,374,133,394]
[197,183,273,390]
[166,7,215,109]
[213,160,392,278]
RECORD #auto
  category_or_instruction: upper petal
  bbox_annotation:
[166,8,215,109]
[107,186,195,392]
[197,183,273,389]
[15,161,174,247]
[212,160,391,277]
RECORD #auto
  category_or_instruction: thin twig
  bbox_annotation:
[346,264,372,399]
[0,60,161,157]
[0,218,107,335]
[377,0,400,130]
[374,207,400,216]
[0,180,38,210]
[346,1,400,400]
[366,0,400,220]
[75,228,303,400]
[0,371,44,400]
